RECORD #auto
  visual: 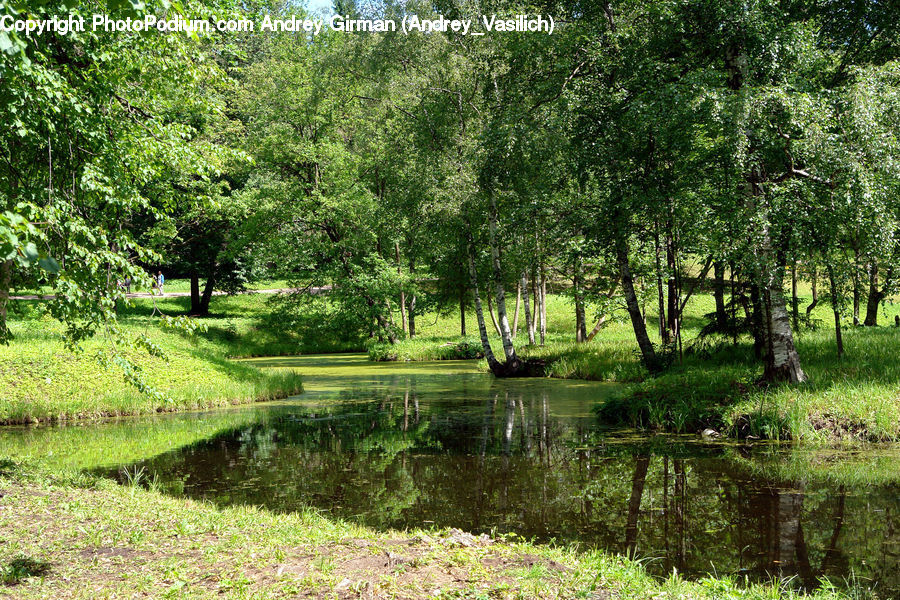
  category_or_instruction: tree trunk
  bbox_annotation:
[486,293,502,337]
[408,256,417,338]
[728,39,805,384]
[755,206,806,383]
[467,245,501,374]
[791,261,799,332]
[750,283,765,359]
[539,264,547,346]
[190,272,201,315]
[0,259,12,342]
[654,226,669,342]
[731,263,739,346]
[826,263,844,358]
[852,248,860,326]
[586,315,607,342]
[574,251,587,342]
[487,195,519,365]
[198,274,216,315]
[714,261,727,330]
[748,190,806,383]
[761,284,807,382]
[459,287,466,336]
[806,264,819,317]
[530,268,539,336]
[395,241,407,335]
[512,280,521,338]
[639,274,646,324]
[666,220,677,339]
[863,263,882,327]
[616,235,657,370]
[522,273,535,345]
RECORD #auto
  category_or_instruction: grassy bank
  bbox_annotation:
[0,459,870,600]
[596,326,900,442]
[1,295,303,425]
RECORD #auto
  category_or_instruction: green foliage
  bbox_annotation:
[369,337,486,361]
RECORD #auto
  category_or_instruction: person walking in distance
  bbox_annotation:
[157,271,165,295]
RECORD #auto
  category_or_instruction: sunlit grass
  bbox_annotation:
[1,300,302,424]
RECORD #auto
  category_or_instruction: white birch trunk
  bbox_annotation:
[488,195,518,364]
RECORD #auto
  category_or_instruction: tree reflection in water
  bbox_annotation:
[103,376,899,595]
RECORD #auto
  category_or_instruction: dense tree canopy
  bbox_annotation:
[2,0,898,384]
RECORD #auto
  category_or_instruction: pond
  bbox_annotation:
[3,354,899,594]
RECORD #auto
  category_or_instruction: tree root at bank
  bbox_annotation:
[487,357,547,378]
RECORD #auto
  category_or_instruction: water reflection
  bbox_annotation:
[86,367,900,595]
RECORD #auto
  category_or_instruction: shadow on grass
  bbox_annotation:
[1,556,51,585]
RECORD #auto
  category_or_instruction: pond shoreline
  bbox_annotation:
[0,460,869,600]
[1,354,893,598]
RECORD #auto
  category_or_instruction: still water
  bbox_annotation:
[4,355,899,594]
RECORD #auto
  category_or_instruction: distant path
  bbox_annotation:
[10,287,328,301]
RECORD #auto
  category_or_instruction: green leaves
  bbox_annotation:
[0,211,58,272]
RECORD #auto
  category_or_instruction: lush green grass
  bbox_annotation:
[0,459,873,600]
[114,292,362,357]
[596,326,900,441]
[1,297,303,425]
[150,278,293,294]
[11,278,294,297]
[369,335,488,361]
